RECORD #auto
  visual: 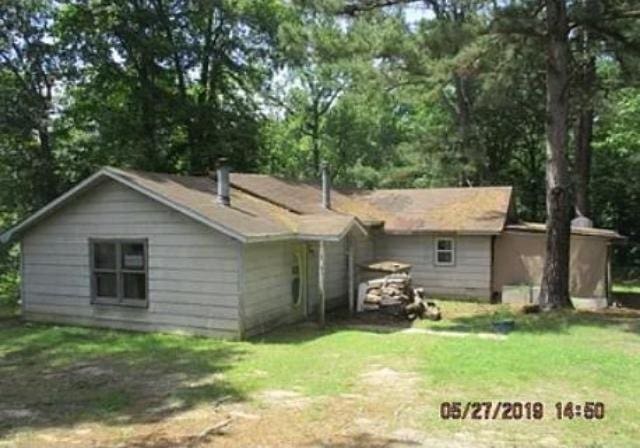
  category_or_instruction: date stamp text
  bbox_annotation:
[440,401,605,420]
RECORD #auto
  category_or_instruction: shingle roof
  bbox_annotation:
[108,168,365,242]
[230,173,384,225]
[2,167,621,245]
[0,168,365,244]
[349,187,514,234]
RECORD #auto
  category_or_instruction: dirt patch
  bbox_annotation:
[359,366,420,391]
[400,327,507,340]
[0,408,37,420]
[256,389,313,409]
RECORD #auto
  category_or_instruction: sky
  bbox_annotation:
[403,3,434,25]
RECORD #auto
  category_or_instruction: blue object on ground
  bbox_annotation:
[492,319,515,334]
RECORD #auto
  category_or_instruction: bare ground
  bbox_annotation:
[1,362,559,448]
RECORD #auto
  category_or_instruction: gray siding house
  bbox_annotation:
[1,164,623,338]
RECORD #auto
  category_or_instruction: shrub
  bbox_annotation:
[0,244,20,309]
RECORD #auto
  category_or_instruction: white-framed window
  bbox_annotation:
[434,237,455,266]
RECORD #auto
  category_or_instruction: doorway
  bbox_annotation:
[292,243,309,318]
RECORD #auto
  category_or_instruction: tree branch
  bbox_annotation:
[341,0,419,16]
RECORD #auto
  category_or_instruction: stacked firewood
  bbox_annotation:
[362,273,411,310]
[360,273,441,321]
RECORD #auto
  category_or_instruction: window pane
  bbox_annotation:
[437,252,453,264]
[94,243,116,269]
[122,243,145,270]
[123,273,146,300]
[437,239,452,251]
[95,273,117,297]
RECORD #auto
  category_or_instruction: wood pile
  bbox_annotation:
[359,274,441,321]
[362,273,411,310]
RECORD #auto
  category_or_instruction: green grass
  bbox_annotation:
[1,302,639,446]
[613,281,640,294]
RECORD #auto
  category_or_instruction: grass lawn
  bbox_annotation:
[1,302,639,447]
[613,281,640,294]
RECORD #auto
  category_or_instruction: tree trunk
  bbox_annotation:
[538,0,572,308]
[574,94,594,217]
[34,124,58,207]
[574,0,598,218]
[34,80,58,207]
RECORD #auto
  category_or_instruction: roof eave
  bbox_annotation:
[382,229,502,236]
[0,167,257,245]
[297,234,343,242]
[103,168,250,242]
[0,169,109,245]
[504,225,625,241]
[244,233,297,243]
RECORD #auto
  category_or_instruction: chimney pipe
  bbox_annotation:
[216,158,230,206]
[321,160,331,209]
[571,206,593,228]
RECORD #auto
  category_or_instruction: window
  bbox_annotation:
[434,238,455,266]
[90,239,148,307]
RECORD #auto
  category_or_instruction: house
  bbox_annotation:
[0,163,623,338]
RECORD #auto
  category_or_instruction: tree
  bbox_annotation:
[342,0,575,306]
[0,0,62,209]
[58,0,284,174]
[538,0,572,308]
[264,1,352,177]
[573,0,598,218]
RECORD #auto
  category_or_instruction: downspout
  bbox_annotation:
[321,161,331,210]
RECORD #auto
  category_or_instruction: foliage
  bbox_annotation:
[0,244,19,309]
[592,86,640,275]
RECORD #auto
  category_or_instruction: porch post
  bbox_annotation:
[606,243,613,305]
[318,240,326,327]
[348,237,355,316]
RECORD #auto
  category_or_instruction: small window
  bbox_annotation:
[91,239,148,307]
[434,237,455,266]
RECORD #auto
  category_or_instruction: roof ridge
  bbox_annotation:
[230,180,305,215]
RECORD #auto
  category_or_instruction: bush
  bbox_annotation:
[0,244,20,309]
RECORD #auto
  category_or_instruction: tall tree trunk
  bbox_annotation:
[33,80,58,207]
[34,124,58,207]
[454,73,477,185]
[539,0,572,308]
[574,0,598,218]
[574,86,594,217]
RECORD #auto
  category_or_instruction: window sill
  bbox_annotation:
[92,299,149,309]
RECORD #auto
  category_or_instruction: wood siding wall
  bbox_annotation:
[373,233,492,299]
[353,231,374,265]
[21,180,242,337]
[306,240,348,310]
[241,238,350,336]
[241,241,301,337]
